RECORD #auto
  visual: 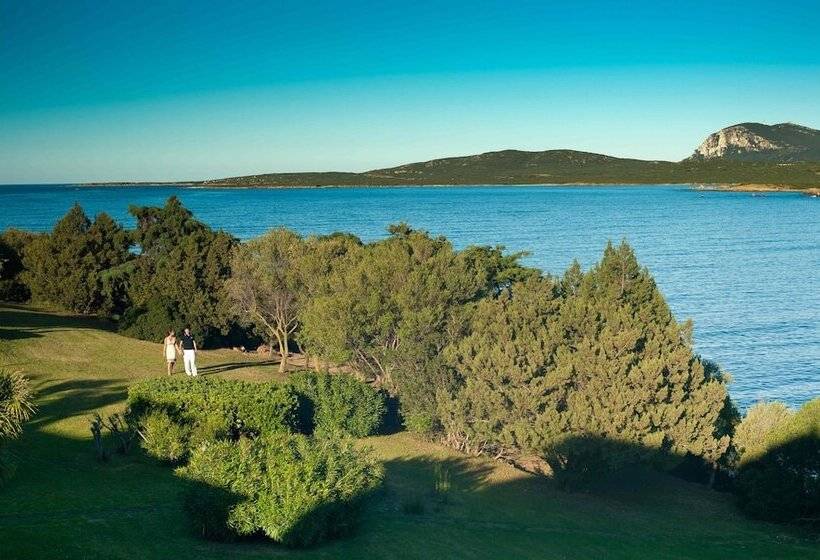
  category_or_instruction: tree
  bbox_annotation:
[122,198,236,345]
[22,205,130,314]
[441,241,732,483]
[0,229,39,302]
[735,398,819,525]
[733,401,792,465]
[226,228,303,372]
[299,225,530,432]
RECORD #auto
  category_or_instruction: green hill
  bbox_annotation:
[202,131,820,190]
[1,304,817,559]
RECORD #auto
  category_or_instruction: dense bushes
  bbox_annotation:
[123,374,386,545]
[128,377,298,441]
[735,398,819,525]
[0,370,35,484]
[288,372,385,437]
[0,229,38,302]
[298,226,531,433]
[121,197,237,345]
[22,205,131,314]
[437,243,732,483]
[178,434,383,547]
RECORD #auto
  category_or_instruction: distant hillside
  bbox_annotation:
[203,150,820,190]
[191,122,820,190]
[688,122,820,162]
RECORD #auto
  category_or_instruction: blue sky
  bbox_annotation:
[2,0,820,183]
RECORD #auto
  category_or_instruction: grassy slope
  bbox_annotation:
[1,305,817,559]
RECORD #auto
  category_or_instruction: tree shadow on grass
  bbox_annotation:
[0,305,116,336]
[26,378,129,429]
[197,360,279,376]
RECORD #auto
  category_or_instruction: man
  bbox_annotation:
[178,327,198,377]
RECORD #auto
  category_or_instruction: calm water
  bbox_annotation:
[1,184,818,409]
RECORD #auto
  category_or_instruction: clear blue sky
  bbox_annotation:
[2,0,820,183]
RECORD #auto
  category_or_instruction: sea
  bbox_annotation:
[1,183,817,409]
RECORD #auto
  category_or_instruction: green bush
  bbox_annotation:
[119,296,177,342]
[178,433,384,547]
[141,411,189,463]
[0,370,35,485]
[183,484,240,542]
[0,229,37,302]
[735,398,819,525]
[127,376,298,438]
[288,372,385,437]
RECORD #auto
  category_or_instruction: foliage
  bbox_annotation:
[121,197,236,345]
[0,370,35,485]
[89,410,140,461]
[299,225,531,433]
[21,205,131,313]
[178,433,384,547]
[0,370,36,440]
[141,410,189,463]
[183,484,240,542]
[0,229,38,302]
[288,371,385,437]
[127,376,298,439]
[735,398,819,525]
[439,242,732,484]
[225,228,303,371]
[733,401,792,465]
[2,303,816,559]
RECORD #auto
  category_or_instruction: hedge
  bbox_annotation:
[287,371,385,437]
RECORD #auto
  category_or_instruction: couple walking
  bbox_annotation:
[162,328,198,376]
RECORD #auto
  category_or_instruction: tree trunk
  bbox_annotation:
[278,330,288,373]
[708,465,717,488]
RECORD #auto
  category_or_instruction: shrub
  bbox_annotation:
[288,371,385,437]
[178,433,384,547]
[0,228,38,302]
[127,376,299,439]
[183,484,240,542]
[22,205,131,314]
[735,398,819,525]
[439,244,732,483]
[141,411,189,463]
[733,401,792,465]
[0,370,35,485]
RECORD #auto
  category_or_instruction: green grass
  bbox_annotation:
[1,305,818,559]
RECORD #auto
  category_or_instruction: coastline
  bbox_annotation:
[69,181,820,195]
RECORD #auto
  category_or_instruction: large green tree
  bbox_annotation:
[21,205,131,314]
[299,224,530,431]
[441,242,732,482]
[122,197,236,345]
[0,229,39,302]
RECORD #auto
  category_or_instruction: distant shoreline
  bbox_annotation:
[69,181,820,196]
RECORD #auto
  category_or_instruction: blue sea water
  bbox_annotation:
[1,184,818,409]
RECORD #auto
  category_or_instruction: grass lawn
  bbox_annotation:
[1,304,817,559]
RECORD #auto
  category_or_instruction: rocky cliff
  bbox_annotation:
[688,122,820,162]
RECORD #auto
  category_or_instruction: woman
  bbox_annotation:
[162,329,179,376]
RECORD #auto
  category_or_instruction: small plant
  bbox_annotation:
[433,464,452,504]
[0,370,36,485]
[89,409,142,461]
[89,414,109,462]
[141,411,189,463]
